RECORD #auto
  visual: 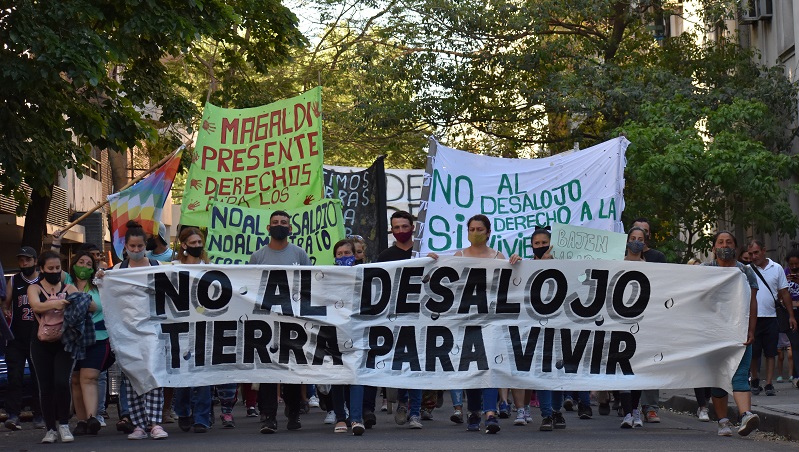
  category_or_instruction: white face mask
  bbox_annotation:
[127,250,146,261]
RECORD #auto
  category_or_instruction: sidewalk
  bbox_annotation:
[660,381,799,440]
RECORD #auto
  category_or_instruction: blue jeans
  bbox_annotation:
[97,370,107,414]
[174,386,212,428]
[332,385,364,423]
[216,383,237,414]
[564,390,591,407]
[538,390,563,418]
[465,388,498,414]
[712,344,754,398]
[118,376,130,418]
[450,390,463,408]
[396,389,422,417]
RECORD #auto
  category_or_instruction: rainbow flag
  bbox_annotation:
[108,146,184,259]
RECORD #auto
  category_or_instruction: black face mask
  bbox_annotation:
[269,225,290,241]
[533,246,549,259]
[21,266,36,277]
[41,271,61,285]
[145,238,158,251]
[186,246,203,258]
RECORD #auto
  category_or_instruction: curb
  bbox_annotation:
[662,394,799,440]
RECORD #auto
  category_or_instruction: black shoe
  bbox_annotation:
[539,416,553,431]
[287,417,302,431]
[260,416,277,434]
[178,416,193,432]
[563,398,574,411]
[553,411,566,429]
[72,421,88,436]
[764,384,776,396]
[193,424,208,433]
[116,417,135,434]
[364,411,376,429]
[87,416,102,435]
[598,403,611,416]
[578,402,593,420]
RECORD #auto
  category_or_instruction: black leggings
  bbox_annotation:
[619,390,641,416]
[30,339,74,430]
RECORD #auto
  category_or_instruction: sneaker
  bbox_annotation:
[58,424,74,443]
[540,416,553,431]
[287,416,302,430]
[364,411,377,429]
[578,402,593,419]
[598,402,611,416]
[552,411,566,429]
[178,416,193,432]
[162,410,175,424]
[738,411,760,436]
[764,384,776,396]
[96,415,106,428]
[793,377,799,389]
[4,415,22,431]
[420,408,433,420]
[394,404,408,425]
[620,414,633,429]
[87,416,102,435]
[247,407,258,417]
[193,424,208,433]
[524,406,533,423]
[498,401,510,418]
[408,415,423,429]
[334,421,348,433]
[632,409,643,428]
[776,376,784,383]
[221,413,235,428]
[41,429,59,443]
[73,420,88,436]
[150,425,168,439]
[324,410,336,424]
[260,416,277,434]
[717,418,732,436]
[352,421,365,436]
[381,399,388,412]
[117,417,135,434]
[514,408,527,425]
[645,409,660,423]
[697,407,710,422]
[451,409,464,424]
[751,384,762,395]
[308,395,320,408]
[467,412,481,431]
[563,397,574,411]
[485,415,500,434]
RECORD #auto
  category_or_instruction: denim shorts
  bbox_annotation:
[711,344,752,398]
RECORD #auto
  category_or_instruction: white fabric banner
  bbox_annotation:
[100,258,747,395]
[417,137,628,257]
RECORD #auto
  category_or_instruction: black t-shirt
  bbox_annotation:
[643,248,667,263]
[8,273,40,342]
[377,245,412,263]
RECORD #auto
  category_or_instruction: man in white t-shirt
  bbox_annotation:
[747,241,797,396]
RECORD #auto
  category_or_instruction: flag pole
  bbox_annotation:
[56,142,191,235]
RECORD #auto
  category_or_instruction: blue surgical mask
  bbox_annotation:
[626,240,645,254]
[335,255,356,267]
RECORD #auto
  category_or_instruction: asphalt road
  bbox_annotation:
[1,401,798,451]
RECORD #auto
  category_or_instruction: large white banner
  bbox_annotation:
[417,137,628,257]
[101,258,747,395]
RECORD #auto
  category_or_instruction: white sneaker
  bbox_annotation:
[632,409,643,428]
[324,410,336,424]
[58,424,74,442]
[718,418,732,436]
[41,429,59,444]
[97,415,107,427]
[738,412,760,436]
[408,415,423,429]
[514,408,527,425]
[620,414,633,428]
[524,405,533,423]
[308,395,320,408]
[697,407,710,422]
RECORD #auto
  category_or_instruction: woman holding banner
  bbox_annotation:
[430,214,505,433]
[172,228,216,433]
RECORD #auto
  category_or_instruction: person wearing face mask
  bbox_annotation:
[702,231,760,437]
[248,210,312,434]
[2,246,45,431]
[145,222,175,263]
[625,227,646,262]
[783,250,799,387]
[98,221,167,440]
[349,235,368,265]
[28,251,80,443]
[170,228,216,433]
[64,251,107,437]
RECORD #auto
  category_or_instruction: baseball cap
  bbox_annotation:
[157,222,168,244]
[17,246,37,259]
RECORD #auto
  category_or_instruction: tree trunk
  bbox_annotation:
[108,149,129,192]
[21,185,54,255]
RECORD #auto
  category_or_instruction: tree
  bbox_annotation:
[0,0,303,250]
